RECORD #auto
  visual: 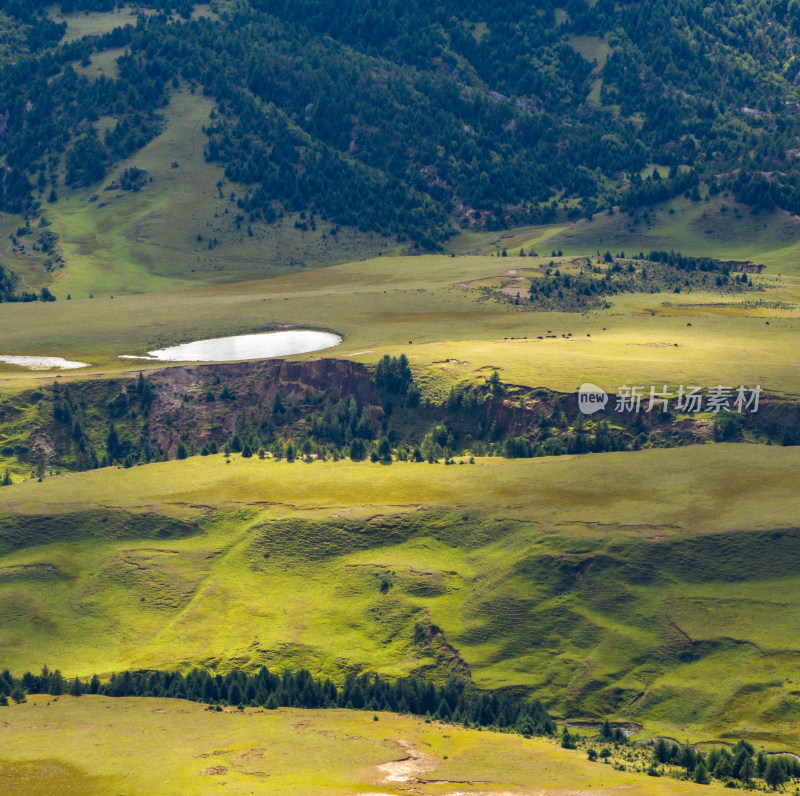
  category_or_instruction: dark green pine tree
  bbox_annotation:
[227,681,243,706]
[106,424,121,462]
[693,761,709,784]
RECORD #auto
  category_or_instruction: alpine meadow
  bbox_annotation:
[2,1,800,794]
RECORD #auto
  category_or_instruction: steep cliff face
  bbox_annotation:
[147,359,379,406]
[15,359,796,472]
[141,359,384,455]
[18,359,385,468]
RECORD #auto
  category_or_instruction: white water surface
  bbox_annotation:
[0,355,89,370]
[120,330,342,362]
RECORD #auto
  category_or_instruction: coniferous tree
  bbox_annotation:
[693,762,709,784]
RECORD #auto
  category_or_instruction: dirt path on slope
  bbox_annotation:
[365,740,523,795]
[377,740,438,784]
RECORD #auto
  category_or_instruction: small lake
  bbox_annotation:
[120,330,342,362]
[0,355,89,370]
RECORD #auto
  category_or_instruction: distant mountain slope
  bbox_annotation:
[2,0,800,247]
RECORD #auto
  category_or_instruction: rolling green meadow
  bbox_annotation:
[3,447,800,751]
[3,3,800,792]
[0,697,734,796]
[1,251,799,400]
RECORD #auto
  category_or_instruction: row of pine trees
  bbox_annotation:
[0,665,555,736]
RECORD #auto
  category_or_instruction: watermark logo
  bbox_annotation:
[578,383,609,415]
[614,384,761,414]
[576,383,762,415]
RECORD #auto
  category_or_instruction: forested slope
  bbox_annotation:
[1,0,799,251]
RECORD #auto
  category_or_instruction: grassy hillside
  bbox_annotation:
[541,194,800,277]
[3,447,800,748]
[0,697,731,796]
[449,193,800,277]
[43,89,389,298]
